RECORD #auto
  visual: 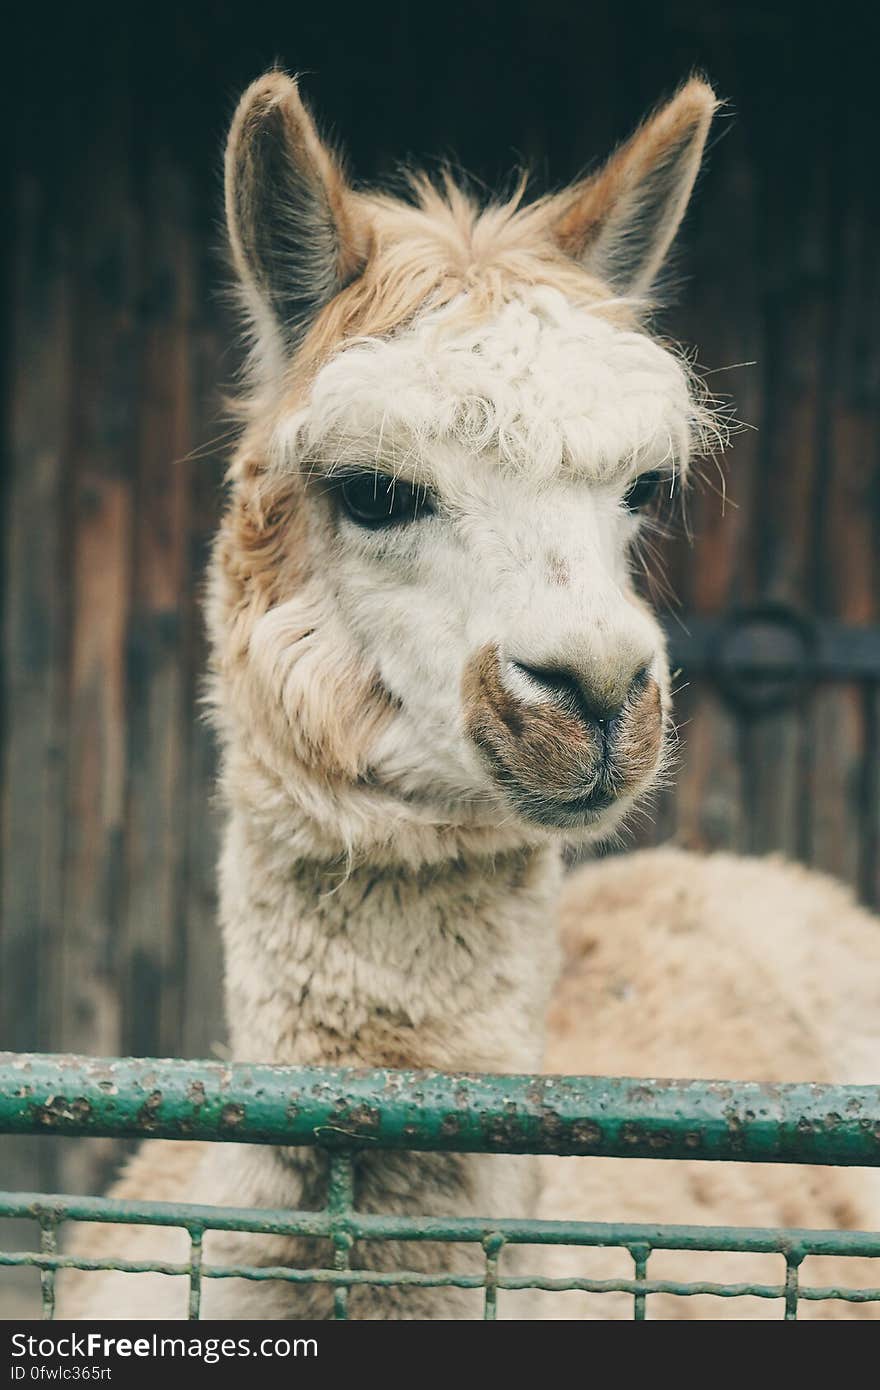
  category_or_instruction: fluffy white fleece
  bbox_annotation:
[274,287,710,489]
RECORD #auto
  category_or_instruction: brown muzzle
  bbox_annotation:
[462,642,664,826]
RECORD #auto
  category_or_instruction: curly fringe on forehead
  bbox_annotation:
[272,283,724,489]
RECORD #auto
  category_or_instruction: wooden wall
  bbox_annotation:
[1,0,878,1220]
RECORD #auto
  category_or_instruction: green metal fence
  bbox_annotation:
[3,1053,880,1320]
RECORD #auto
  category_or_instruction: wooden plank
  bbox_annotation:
[738,43,833,865]
[0,54,76,1303]
[0,91,73,1206]
[120,153,192,1060]
[807,56,880,902]
[177,268,227,1064]
[56,39,139,1197]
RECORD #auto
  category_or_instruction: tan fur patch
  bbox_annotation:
[285,180,629,391]
[209,467,396,781]
[545,552,570,587]
[612,671,664,785]
[218,470,310,618]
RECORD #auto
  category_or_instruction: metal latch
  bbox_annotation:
[664,603,880,713]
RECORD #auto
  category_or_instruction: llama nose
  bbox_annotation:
[509,661,650,739]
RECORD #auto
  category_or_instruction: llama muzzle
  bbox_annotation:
[462,642,664,827]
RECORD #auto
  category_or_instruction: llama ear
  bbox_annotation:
[551,78,718,298]
[225,71,365,359]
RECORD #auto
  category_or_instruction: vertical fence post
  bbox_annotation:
[188,1225,204,1321]
[482,1233,505,1320]
[39,1216,58,1320]
[327,1150,355,1320]
[784,1248,804,1320]
[630,1242,651,1321]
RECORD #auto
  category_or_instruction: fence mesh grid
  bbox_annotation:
[3,1054,880,1320]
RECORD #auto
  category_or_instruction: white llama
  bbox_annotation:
[61,71,880,1321]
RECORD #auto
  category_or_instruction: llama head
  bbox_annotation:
[210,71,720,861]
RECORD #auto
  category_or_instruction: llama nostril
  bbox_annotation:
[510,662,583,709]
[508,660,652,734]
[509,661,610,731]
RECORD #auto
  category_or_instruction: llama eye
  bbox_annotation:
[622,470,664,512]
[338,472,434,529]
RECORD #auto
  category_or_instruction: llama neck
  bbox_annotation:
[219,807,562,1074]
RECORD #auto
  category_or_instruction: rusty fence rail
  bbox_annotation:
[3,1052,880,1320]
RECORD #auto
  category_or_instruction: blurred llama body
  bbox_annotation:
[61,70,880,1320]
[536,849,880,1319]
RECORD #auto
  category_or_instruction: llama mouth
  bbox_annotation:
[497,772,628,829]
[559,786,619,815]
[469,733,629,828]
